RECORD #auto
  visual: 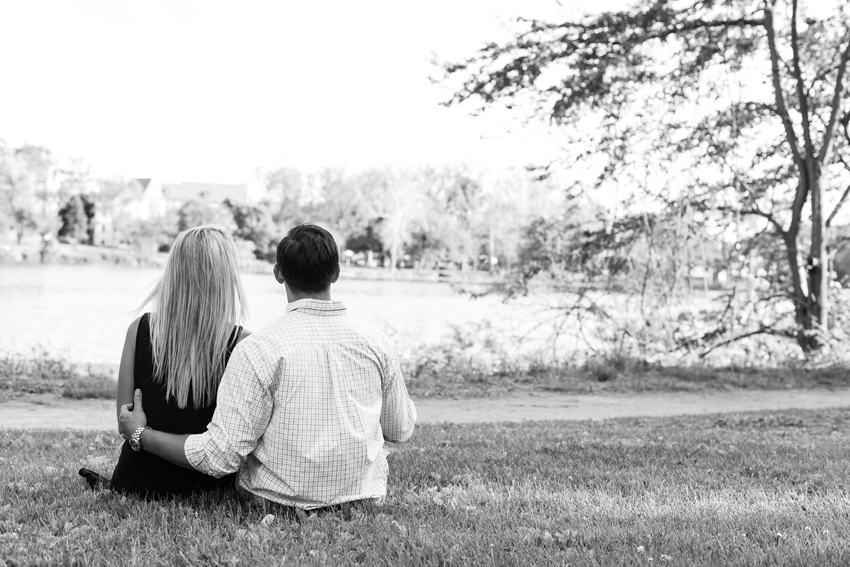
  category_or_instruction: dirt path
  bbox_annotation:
[1,388,850,430]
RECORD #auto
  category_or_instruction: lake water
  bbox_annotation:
[0,264,528,365]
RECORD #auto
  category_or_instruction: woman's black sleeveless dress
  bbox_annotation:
[110,313,239,498]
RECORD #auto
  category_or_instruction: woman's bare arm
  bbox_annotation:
[116,316,142,421]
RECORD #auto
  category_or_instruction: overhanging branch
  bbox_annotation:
[764,1,804,171]
[826,153,850,228]
[819,30,850,168]
[698,325,796,358]
[714,190,785,233]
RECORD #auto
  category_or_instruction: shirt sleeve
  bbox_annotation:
[379,336,417,442]
[184,341,274,477]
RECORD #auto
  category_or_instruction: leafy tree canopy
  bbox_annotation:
[441,0,850,355]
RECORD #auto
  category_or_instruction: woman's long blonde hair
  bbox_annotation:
[142,225,248,409]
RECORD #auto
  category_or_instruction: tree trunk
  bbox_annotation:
[809,176,830,339]
[390,239,399,277]
[488,225,496,273]
[783,231,817,351]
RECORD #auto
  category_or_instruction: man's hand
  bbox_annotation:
[118,388,148,440]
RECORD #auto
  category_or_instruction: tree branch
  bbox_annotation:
[713,204,784,234]
[790,0,815,165]
[764,1,804,171]
[818,30,850,168]
[698,326,795,358]
[826,152,850,228]
[826,184,850,228]
[531,15,765,40]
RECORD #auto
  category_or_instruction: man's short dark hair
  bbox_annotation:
[275,224,340,292]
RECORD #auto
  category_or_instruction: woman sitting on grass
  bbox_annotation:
[79,224,251,498]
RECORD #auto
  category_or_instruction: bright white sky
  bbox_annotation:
[0,0,841,183]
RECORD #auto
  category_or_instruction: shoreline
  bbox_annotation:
[1,243,498,285]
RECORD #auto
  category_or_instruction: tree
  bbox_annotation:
[81,195,95,245]
[0,139,27,240]
[265,167,308,230]
[224,199,276,260]
[177,201,236,233]
[0,143,56,245]
[346,220,385,256]
[373,169,427,272]
[57,194,89,242]
[442,0,850,354]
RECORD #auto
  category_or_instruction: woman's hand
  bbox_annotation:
[118,389,148,439]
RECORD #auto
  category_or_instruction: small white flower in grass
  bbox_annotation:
[391,520,408,537]
[260,514,275,526]
[636,546,645,553]
[660,555,672,562]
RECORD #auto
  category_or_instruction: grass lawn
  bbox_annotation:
[2,408,849,565]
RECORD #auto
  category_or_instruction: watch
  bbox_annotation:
[129,426,150,452]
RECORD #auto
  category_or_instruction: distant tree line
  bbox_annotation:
[0,138,565,272]
[224,165,561,272]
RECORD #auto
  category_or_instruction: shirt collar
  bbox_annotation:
[286,298,347,316]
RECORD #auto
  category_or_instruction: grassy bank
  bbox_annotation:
[403,346,850,398]
[2,346,850,403]
[0,350,115,403]
[1,408,848,565]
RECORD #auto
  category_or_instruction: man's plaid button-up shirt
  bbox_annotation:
[184,298,417,509]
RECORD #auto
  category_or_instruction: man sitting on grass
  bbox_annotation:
[118,224,417,510]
